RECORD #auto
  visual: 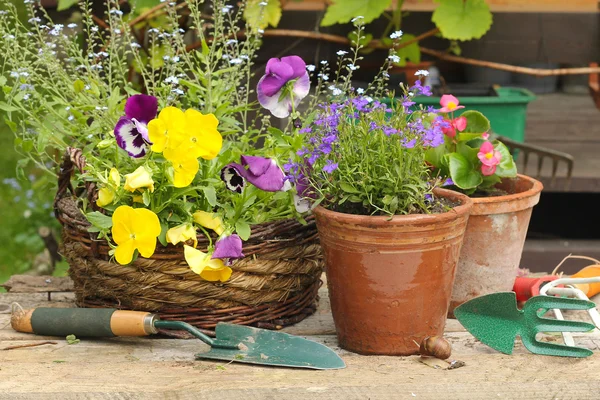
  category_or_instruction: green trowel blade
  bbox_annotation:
[195,323,346,370]
[455,292,596,358]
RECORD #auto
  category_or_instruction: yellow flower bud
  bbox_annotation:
[96,187,115,207]
[166,223,198,248]
[193,211,225,235]
[124,166,154,193]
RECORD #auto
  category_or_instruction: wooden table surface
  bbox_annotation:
[3,276,600,399]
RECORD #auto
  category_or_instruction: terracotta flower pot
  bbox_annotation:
[448,174,543,316]
[313,189,473,355]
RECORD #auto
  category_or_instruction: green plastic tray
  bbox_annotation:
[413,87,537,143]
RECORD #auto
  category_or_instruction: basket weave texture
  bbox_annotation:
[54,148,323,333]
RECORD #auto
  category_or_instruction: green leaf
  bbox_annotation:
[66,334,80,345]
[447,153,482,189]
[235,220,251,241]
[244,0,282,29]
[57,0,78,11]
[0,102,18,112]
[142,190,151,206]
[202,186,217,207]
[73,79,85,94]
[432,0,493,41]
[4,118,17,133]
[158,221,168,246]
[0,76,6,86]
[493,141,517,178]
[425,143,447,169]
[85,211,113,230]
[339,182,360,194]
[321,0,392,26]
[394,34,421,66]
[461,110,490,134]
[21,139,33,152]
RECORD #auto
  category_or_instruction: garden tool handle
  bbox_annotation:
[10,308,158,337]
[571,266,600,298]
[513,275,558,302]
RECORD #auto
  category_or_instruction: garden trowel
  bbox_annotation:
[10,307,346,369]
[454,292,596,358]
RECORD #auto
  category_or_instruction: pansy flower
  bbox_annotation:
[477,141,502,176]
[257,56,310,118]
[439,94,465,113]
[221,155,291,193]
[213,234,244,261]
[114,95,158,158]
[184,245,232,282]
[111,206,161,265]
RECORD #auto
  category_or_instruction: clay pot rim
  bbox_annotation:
[468,174,543,205]
[312,187,473,226]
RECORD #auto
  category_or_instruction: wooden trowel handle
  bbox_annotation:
[11,308,158,337]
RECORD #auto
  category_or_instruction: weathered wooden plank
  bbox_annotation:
[2,341,600,398]
[1,275,73,293]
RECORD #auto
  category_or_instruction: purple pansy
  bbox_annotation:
[257,56,310,118]
[221,155,290,192]
[114,94,158,158]
[212,234,244,260]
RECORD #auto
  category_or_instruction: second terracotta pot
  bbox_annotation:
[314,189,472,355]
[448,174,543,316]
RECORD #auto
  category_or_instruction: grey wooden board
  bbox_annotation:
[520,93,600,192]
[4,285,600,398]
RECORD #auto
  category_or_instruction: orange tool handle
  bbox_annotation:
[571,265,600,298]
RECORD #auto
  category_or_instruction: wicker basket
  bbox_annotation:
[54,148,323,334]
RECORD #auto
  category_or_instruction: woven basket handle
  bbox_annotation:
[55,147,98,210]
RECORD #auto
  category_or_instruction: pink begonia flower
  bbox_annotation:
[439,94,465,113]
[482,133,490,140]
[477,141,502,176]
[257,56,310,118]
[441,116,467,138]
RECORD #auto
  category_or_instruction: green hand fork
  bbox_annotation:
[455,292,596,357]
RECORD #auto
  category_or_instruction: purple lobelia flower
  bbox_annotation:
[257,56,310,118]
[221,155,290,192]
[212,234,244,260]
[114,94,158,158]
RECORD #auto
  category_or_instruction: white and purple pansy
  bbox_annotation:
[221,155,291,193]
[257,55,310,118]
[114,94,158,158]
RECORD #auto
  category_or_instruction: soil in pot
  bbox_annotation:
[314,189,473,355]
[448,174,543,317]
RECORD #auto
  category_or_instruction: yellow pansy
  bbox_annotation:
[184,245,232,282]
[124,166,154,193]
[171,157,199,188]
[166,223,198,248]
[148,107,186,153]
[96,168,121,208]
[193,211,225,235]
[111,206,161,265]
[163,110,222,161]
